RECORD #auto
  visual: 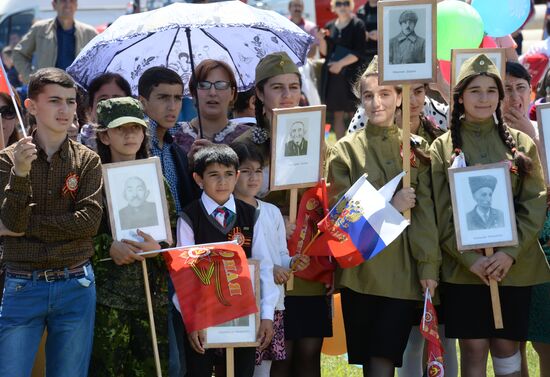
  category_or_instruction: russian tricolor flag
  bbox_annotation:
[314,173,409,268]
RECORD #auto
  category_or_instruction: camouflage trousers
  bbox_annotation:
[89,303,168,377]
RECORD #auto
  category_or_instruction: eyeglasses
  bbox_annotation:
[0,106,16,120]
[335,1,350,7]
[197,81,231,90]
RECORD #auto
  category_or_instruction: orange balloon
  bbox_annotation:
[322,293,347,356]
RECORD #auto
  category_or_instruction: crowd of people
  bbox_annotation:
[0,0,549,377]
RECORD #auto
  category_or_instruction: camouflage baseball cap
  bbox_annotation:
[96,97,148,129]
[255,52,299,84]
[456,53,501,86]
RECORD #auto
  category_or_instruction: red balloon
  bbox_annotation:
[480,35,498,48]
[439,60,451,85]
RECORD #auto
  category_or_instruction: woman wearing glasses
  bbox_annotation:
[0,91,22,148]
[174,59,251,157]
[317,0,366,139]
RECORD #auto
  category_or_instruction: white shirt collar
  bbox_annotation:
[231,116,257,125]
[201,192,236,215]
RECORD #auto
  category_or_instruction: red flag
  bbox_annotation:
[0,60,14,96]
[163,242,258,332]
[420,290,445,377]
[287,180,335,284]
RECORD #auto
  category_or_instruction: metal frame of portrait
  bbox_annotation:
[270,105,326,191]
[536,102,550,185]
[378,0,436,85]
[102,156,173,244]
[450,48,506,88]
[203,259,261,348]
[448,162,518,251]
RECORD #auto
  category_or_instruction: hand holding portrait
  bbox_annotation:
[391,187,416,212]
[273,265,291,284]
[485,251,514,282]
[469,256,490,285]
[122,229,161,258]
[109,240,145,265]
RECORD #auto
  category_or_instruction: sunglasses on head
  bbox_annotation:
[197,80,231,90]
[0,106,16,120]
[335,1,350,7]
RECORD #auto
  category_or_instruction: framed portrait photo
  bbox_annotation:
[451,48,506,87]
[203,259,260,348]
[270,105,326,191]
[102,157,173,244]
[378,0,436,85]
[448,162,518,251]
[536,102,550,184]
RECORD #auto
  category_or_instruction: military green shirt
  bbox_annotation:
[325,123,440,301]
[430,119,550,286]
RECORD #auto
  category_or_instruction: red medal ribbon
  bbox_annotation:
[400,144,417,168]
[62,172,79,199]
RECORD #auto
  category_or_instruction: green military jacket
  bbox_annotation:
[430,119,550,286]
[325,123,441,301]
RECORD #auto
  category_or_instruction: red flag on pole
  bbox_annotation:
[0,60,14,96]
[163,242,258,332]
[287,180,335,284]
[420,289,445,377]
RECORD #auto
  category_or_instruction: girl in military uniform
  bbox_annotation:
[430,54,550,376]
[324,56,440,376]
[235,52,333,377]
[90,97,172,376]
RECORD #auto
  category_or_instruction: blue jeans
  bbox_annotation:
[0,266,96,377]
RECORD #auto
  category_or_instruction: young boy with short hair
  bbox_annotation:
[0,67,103,377]
[175,144,278,377]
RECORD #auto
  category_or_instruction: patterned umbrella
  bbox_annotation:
[67,1,313,95]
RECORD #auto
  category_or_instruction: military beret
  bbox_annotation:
[255,52,300,84]
[364,55,379,76]
[469,174,497,194]
[456,53,501,86]
[399,10,418,24]
[97,97,148,130]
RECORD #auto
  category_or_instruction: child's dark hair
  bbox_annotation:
[27,68,76,99]
[138,66,183,99]
[95,126,150,164]
[233,88,255,115]
[230,141,264,167]
[193,144,239,176]
[450,72,532,176]
[87,73,132,109]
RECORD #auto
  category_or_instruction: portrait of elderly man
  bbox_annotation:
[284,120,308,157]
[119,176,159,230]
[389,10,426,65]
[466,175,505,231]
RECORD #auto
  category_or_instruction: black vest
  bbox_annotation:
[182,198,256,257]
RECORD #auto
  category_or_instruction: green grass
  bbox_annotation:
[320,343,541,376]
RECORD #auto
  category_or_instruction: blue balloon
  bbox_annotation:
[471,0,531,37]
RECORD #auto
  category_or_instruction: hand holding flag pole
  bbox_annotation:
[0,60,27,138]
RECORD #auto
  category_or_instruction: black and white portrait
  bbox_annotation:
[378,0,436,85]
[271,106,325,190]
[102,157,173,244]
[389,10,425,65]
[537,102,550,184]
[119,176,159,230]
[466,175,505,231]
[284,121,308,157]
[448,162,518,251]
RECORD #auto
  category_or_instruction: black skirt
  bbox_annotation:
[442,283,531,341]
[283,295,333,340]
[340,288,418,367]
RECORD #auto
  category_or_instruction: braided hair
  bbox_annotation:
[450,73,532,176]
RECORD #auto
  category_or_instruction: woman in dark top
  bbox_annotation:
[318,0,366,139]
[356,0,378,65]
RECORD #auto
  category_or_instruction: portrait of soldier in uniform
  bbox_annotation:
[466,175,505,231]
[389,10,426,65]
[119,176,159,230]
[284,120,308,157]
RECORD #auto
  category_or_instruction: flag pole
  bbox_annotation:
[0,117,5,150]
[226,347,235,377]
[141,259,163,377]
[402,84,411,221]
[98,240,239,262]
[287,188,298,290]
[12,95,27,138]
[484,247,504,329]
